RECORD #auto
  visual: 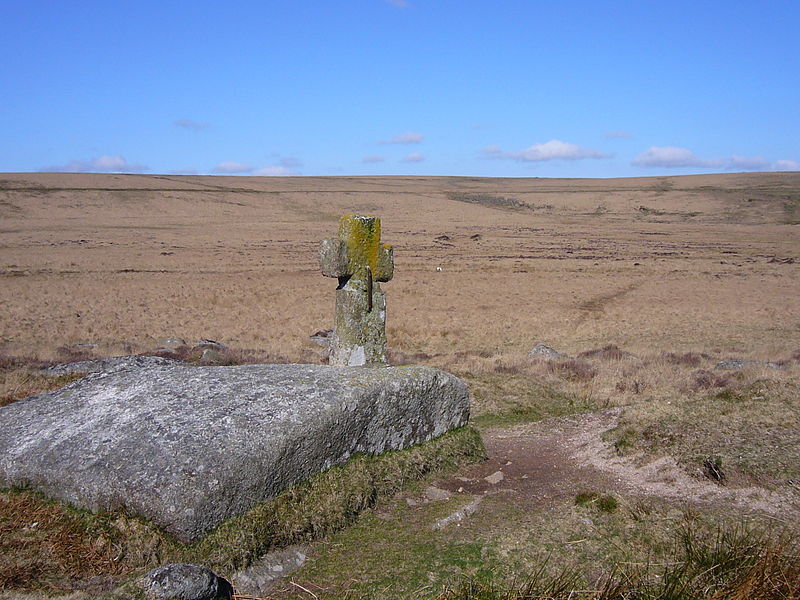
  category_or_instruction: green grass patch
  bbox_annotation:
[463,372,596,428]
[280,489,798,599]
[0,427,485,595]
[575,491,618,513]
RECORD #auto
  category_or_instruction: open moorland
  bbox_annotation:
[1,172,799,599]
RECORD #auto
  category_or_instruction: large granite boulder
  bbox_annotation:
[0,360,469,542]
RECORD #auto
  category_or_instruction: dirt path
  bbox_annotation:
[436,409,800,522]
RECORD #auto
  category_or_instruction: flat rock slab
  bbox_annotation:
[0,361,469,542]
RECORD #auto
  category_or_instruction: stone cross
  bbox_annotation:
[320,215,394,366]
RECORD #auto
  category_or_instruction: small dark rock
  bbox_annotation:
[142,563,232,600]
[702,457,726,484]
[197,339,227,350]
[310,329,333,346]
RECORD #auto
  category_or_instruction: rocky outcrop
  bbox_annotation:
[0,361,469,542]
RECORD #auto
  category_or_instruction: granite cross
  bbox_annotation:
[320,215,394,366]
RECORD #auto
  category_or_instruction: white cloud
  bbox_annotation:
[604,130,633,139]
[382,131,424,144]
[254,165,298,176]
[773,159,800,171]
[41,154,147,173]
[487,139,609,162]
[169,168,199,175]
[174,119,209,131]
[402,152,425,163]
[213,161,254,174]
[633,147,796,171]
[362,155,385,163]
[727,155,770,171]
[632,146,718,168]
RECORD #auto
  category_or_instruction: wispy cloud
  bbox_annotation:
[382,131,424,144]
[174,119,209,131]
[213,156,301,176]
[632,146,717,168]
[41,154,147,173]
[773,159,800,171]
[604,130,633,139]
[632,146,797,171]
[727,155,770,171]
[362,155,385,163]
[212,161,253,174]
[254,165,298,176]
[485,139,610,162]
[402,152,425,163]
[169,168,199,175]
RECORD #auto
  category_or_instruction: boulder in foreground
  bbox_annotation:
[0,360,469,542]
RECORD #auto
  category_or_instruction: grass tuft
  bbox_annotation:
[434,522,800,600]
[575,491,619,513]
[688,368,734,390]
[660,352,711,368]
[0,427,485,593]
[578,344,633,361]
[546,358,597,382]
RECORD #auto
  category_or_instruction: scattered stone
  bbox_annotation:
[309,329,333,346]
[153,347,179,357]
[44,355,179,376]
[1,361,469,542]
[199,348,223,364]
[320,215,394,366]
[470,233,482,241]
[423,486,451,501]
[161,337,187,349]
[484,470,504,485]
[233,545,309,597]
[141,563,232,600]
[196,339,227,350]
[714,359,782,371]
[529,344,564,359]
[432,497,483,529]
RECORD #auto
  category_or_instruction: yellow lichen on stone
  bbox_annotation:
[339,214,381,278]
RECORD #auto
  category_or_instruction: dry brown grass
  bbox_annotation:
[0,358,84,408]
[1,172,798,366]
[0,490,124,592]
[0,172,798,597]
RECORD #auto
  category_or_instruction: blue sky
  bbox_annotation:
[2,1,799,178]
